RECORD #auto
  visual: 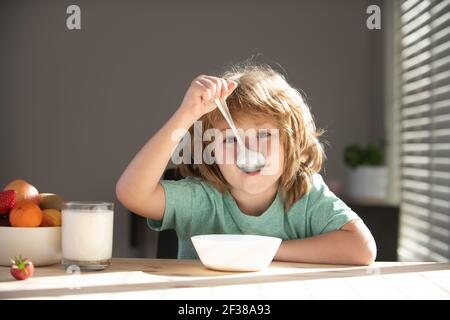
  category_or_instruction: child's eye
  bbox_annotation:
[258,131,271,139]
[224,136,237,144]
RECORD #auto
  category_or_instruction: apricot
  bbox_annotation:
[40,209,61,227]
[9,201,43,227]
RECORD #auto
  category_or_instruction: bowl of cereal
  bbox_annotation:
[191,234,282,272]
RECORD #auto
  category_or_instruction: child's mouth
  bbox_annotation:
[243,170,261,176]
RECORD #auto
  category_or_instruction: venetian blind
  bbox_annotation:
[396,0,450,262]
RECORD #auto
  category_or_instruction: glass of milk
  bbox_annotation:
[62,201,114,270]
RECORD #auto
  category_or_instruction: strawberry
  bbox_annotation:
[10,255,34,280]
[0,190,17,215]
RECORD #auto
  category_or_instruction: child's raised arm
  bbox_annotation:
[116,76,237,220]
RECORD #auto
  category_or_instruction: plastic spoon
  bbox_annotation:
[214,98,266,173]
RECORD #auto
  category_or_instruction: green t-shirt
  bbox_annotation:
[148,174,359,259]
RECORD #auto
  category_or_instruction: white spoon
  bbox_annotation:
[214,98,266,173]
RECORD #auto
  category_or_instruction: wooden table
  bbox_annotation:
[0,259,449,299]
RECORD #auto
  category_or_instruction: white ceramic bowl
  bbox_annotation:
[191,234,282,272]
[0,226,62,266]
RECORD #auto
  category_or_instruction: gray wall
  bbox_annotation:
[0,0,385,257]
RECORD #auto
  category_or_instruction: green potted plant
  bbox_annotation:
[344,142,387,203]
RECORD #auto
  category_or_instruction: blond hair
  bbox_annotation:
[178,63,325,210]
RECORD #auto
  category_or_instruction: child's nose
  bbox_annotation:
[243,135,254,150]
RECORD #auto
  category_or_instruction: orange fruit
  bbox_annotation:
[9,201,43,227]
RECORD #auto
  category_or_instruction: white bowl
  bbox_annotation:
[0,226,62,266]
[191,234,282,272]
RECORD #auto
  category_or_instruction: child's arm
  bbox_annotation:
[116,75,237,220]
[274,220,377,265]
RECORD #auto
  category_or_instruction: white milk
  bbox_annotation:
[62,209,114,262]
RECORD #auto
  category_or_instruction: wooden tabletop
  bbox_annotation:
[0,258,449,299]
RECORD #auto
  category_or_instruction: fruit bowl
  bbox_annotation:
[191,234,282,272]
[0,226,61,266]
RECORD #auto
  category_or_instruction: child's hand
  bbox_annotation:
[179,75,238,121]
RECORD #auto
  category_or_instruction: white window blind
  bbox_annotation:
[396,0,450,262]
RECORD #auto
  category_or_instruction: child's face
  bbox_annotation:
[213,115,284,196]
